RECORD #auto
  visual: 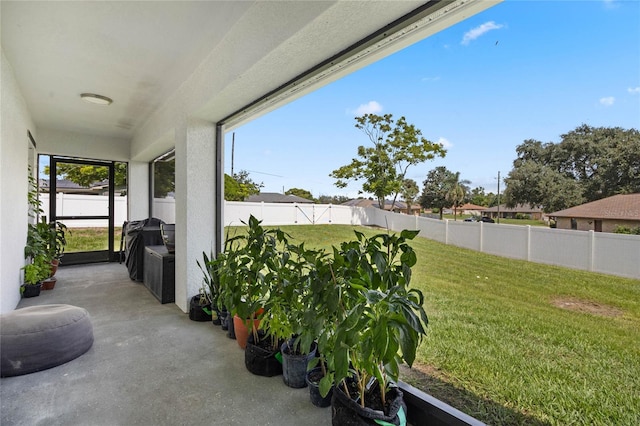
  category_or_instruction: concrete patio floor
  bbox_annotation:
[1,262,331,425]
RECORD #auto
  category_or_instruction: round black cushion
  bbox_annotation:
[1,304,94,377]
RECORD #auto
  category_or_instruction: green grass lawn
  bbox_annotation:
[442,214,549,227]
[264,225,640,426]
[64,227,111,252]
[75,224,639,424]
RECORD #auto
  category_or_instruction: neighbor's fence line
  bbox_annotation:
[40,193,128,227]
[38,195,639,279]
[227,201,639,280]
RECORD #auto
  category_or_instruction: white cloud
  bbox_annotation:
[628,87,640,95]
[437,137,453,149]
[349,101,383,116]
[461,21,504,45]
[599,96,615,106]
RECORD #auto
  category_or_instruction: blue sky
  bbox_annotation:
[226,0,640,199]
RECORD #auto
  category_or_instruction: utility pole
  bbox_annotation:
[496,171,501,224]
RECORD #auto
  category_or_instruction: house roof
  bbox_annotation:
[460,203,486,210]
[245,193,314,204]
[483,203,543,213]
[549,193,640,220]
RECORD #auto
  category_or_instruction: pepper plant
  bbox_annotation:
[321,229,429,409]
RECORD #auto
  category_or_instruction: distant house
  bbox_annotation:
[460,203,486,216]
[549,193,640,233]
[482,204,545,221]
[245,192,314,204]
[342,198,422,215]
[39,179,127,196]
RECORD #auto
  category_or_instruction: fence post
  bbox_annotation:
[526,225,531,261]
[588,230,595,272]
[479,221,483,252]
[444,219,449,245]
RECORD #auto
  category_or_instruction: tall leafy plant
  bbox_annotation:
[219,215,285,345]
[321,229,429,410]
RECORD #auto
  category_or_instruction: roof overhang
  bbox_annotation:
[1,0,500,161]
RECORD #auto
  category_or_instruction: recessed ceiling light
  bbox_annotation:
[80,93,113,105]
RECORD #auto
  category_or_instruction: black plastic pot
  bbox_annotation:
[331,382,406,426]
[281,340,317,388]
[21,283,42,298]
[245,332,282,377]
[212,308,222,326]
[306,367,332,408]
[188,296,212,322]
[226,313,235,339]
[220,310,229,330]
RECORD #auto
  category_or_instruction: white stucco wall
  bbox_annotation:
[0,50,37,313]
[174,119,216,313]
[36,127,130,162]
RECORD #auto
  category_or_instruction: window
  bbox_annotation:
[151,150,175,223]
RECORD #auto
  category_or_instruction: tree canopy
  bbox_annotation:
[224,170,263,201]
[419,166,457,220]
[400,178,419,208]
[317,194,351,204]
[45,163,127,188]
[503,125,639,213]
[330,114,446,209]
[285,188,315,201]
[446,172,469,220]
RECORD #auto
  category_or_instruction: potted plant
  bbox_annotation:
[47,220,68,275]
[300,248,344,407]
[220,215,278,350]
[21,254,51,297]
[264,241,320,386]
[197,249,222,325]
[188,284,212,322]
[320,230,428,424]
[24,168,67,277]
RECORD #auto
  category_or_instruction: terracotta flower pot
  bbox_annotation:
[41,276,57,290]
[50,259,60,277]
[233,315,261,349]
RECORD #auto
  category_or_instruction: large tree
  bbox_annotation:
[317,194,351,204]
[446,172,468,220]
[503,125,639,212]
[224,170,263,201]
[285,188,315,201]
[400,178,419,208]
[419,166,457,220]
[330,114,446,209]
[45,163,128,188]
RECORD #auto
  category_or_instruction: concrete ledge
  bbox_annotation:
[398,381,486,426]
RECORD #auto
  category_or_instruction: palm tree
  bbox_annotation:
[446,172,469,220]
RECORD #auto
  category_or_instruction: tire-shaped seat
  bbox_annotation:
[1,304,94,377]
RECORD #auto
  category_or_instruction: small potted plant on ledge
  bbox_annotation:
[47,220,68,276]
[21,254,51,297]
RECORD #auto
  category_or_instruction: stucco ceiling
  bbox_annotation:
[1,0,498,158]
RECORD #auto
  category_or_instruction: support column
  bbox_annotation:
[128,161,149,221]
[174,119,217,313]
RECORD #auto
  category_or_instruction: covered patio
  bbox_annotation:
[2,2,497,424]
[1,0,498,315]
[0,263,331,424]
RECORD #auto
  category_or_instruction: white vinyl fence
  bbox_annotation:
[38,195,640,280]
[227,201,640,280]
[40,193,128,227]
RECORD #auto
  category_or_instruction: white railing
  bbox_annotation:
[38,195,640,280]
